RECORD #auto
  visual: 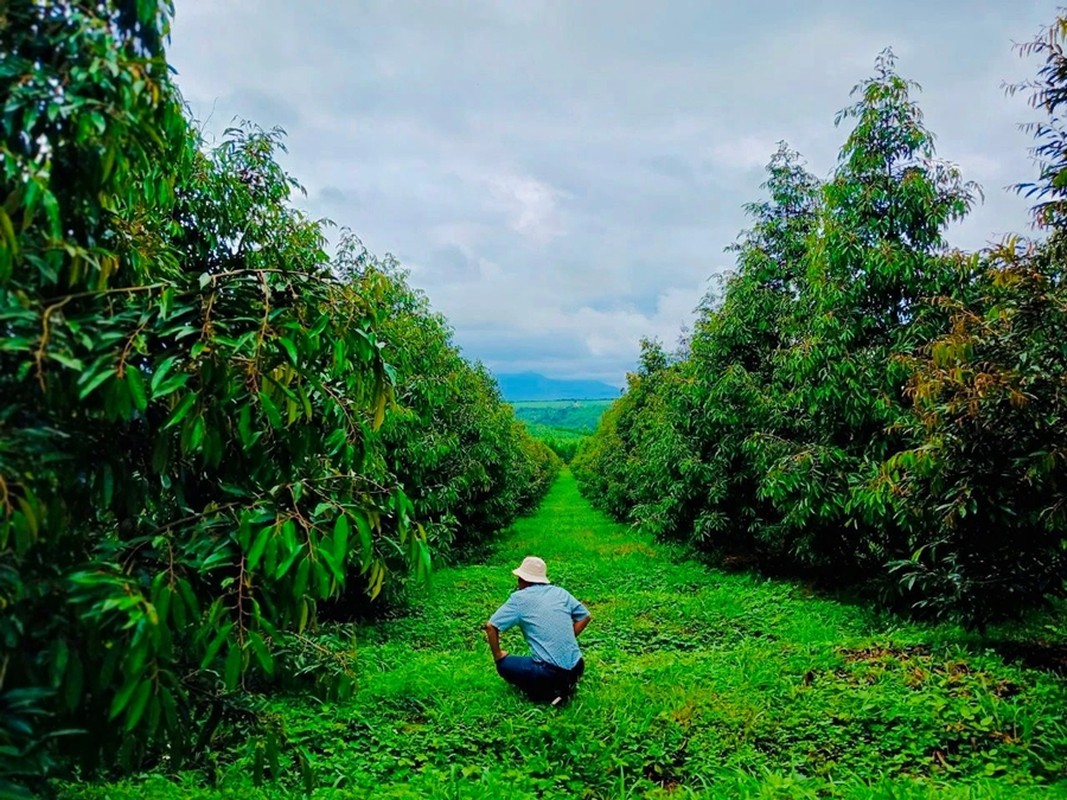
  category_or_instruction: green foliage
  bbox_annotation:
[0,0,410,776]
[537,434,581,464]
[1010,15,1067,229]
[574,141,822,552]
[576,39,1066,625]
[5,2,1064,795]
[0,0,555,790]
[572,380,638,522]
[0,686,60,799]
[54,471,1067,799]
[336,236,560,568]
[511,400,613,436]
[753,49,979,573]
[511,400,612,463]
[884,235,1067,625]
[685,142,822,553]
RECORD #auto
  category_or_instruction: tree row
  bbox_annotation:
[0,2,557,792]
[575,36,1066,630]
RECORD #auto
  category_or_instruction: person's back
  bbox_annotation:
[491,583,584,670]
[484,556,591,704]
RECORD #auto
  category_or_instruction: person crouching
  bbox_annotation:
[484,556,591,705]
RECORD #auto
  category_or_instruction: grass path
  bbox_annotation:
[67,470,1066,799]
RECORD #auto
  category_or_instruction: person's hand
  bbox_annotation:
[494,650,509,662]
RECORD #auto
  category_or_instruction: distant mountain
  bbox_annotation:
[495,372,621,402]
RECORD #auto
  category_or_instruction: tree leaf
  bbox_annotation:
[248,631,274,677]
[333,514,349,563]
[125,367,148,412]
[124,680,153,732]
[223,644,242,691]
[259,391,283,429]
[163,394,196,429]
[247,526,271,571]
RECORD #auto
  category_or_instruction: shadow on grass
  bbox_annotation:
[986,639,1067,675]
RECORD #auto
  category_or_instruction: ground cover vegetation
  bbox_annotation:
[56,472,1067,798]
[574,31,1067,630]
[0,1,556,794]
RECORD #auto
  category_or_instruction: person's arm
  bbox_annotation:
[573,614,591,637]
[568,592,591,637]
[484,621,508,661]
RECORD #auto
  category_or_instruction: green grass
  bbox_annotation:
[59,470,1067,799]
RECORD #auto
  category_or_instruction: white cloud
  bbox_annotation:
[954,152,1004,181]
[167,0,1054,385]
[484,172,565,244]
[709,135,781,172]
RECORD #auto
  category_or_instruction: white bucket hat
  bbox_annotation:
[512,556,550,584]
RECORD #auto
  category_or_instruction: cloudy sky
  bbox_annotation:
[169,0,1055,386]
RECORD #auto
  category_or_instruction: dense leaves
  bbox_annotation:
[337,235,559,567]
[886,235,1067,624]
[0,1,552,793]
[576,40,1066,628]
[511,401,613,464]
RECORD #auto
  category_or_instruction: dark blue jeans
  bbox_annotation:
[496,655,585,702]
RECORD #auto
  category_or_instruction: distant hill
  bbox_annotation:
[495,372,621,402]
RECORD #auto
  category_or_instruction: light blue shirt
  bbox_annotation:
[489,583,590,670]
